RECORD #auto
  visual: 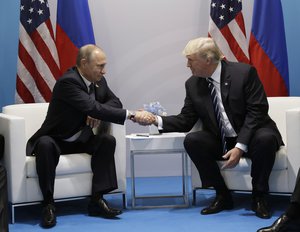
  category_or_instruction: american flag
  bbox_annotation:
[16,0,61,103]
[208,0,249,63]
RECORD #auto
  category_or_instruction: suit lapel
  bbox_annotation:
[220,60,231,102]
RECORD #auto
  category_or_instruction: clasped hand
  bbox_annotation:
[131,110,156,126]
[86,116,101,128]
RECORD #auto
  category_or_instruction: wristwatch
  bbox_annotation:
[128,111,136,120]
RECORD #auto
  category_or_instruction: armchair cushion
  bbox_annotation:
[191,97,300,196]
[0,102,127,223]
[26,153,92,178]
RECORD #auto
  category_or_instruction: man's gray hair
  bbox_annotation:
[182,37,224,63]
[76,44,104,67]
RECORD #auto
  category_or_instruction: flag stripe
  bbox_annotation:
[249,35,288,96]
[220,25,249,63]
[18,41,52,101]
[17,57,46,102]
[209,0,249,63]
[249,0,289,96]
[209,19,237,62]
[56,0,95,74]
[16,0,60,103]
[16,75,35,103]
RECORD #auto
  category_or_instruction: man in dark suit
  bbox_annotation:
[257,168,300,231]
[137,37,282,219]
[27,44,145,228]
[0,134,9,232]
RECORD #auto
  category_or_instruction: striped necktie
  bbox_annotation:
[206,77,227,154]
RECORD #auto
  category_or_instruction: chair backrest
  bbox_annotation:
[2,103,49,141]
[267,97,300,143]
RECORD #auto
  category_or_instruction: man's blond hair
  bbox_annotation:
[182,37,224,63]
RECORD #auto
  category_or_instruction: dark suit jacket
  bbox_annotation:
[161,60,282,147]
[26,67,127,156]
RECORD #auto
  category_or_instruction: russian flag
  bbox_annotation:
[56,0,95,74]
[249,0,289,96]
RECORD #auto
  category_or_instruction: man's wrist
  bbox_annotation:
[127,111,136,120]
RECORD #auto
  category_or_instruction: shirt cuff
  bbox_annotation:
[235,142,248,153]
[156,116,163,130]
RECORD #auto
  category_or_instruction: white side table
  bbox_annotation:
[126,132,189,208]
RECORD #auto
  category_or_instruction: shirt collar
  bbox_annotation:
[77,69,92,89]
[210,62,221,84]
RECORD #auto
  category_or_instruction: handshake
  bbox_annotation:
[128,102,166,126]
[129,110,157,126]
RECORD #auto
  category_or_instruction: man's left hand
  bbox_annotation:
[221,147,243,169]
[86,116,101,128]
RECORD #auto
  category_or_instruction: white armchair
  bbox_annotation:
[0,103,127,223]
[191,97,300,204]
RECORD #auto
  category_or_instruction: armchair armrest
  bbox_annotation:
[286,107,300,191]
[0,113,27,202]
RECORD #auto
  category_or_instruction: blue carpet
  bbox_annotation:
[9,176,289,232]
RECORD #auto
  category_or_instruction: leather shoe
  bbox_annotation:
[88,198,122,218]
[252,196,271,219]
[257,214,300,232]
[41,204,56,228]
[201,194,234,215]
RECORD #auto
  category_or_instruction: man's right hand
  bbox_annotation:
[131,110,156,126]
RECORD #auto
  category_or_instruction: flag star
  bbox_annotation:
[29,7,34,13]
[27,18,32,24]
[37,9,43,15]
[220,4,226,10]
[229,7,234,12]
[211,2,216,8]
[39,0,45,4]
[20,5,24,11]
[219,15,224,20]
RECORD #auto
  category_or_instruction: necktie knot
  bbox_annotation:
[89,83,94,92]
[206,77,213,83]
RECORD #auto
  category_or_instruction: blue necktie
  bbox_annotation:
[206,78,227,154]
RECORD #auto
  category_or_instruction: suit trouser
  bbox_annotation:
[0,165,8,232]
[33,134,118,204]
[184,127,279,194]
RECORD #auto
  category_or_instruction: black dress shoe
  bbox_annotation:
[252,196,271,219]
[88,198,122,218]
[257,214,300,232]
[201,194,234,215]
[41,204,56,228]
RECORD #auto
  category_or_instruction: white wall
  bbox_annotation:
[50,0,254,177]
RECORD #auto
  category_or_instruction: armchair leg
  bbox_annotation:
[122,193,127,209]
[192,189,196,206]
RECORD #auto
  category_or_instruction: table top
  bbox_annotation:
[126,132,186,151]
[126,132,186,140]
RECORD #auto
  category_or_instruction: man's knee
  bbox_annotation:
[251,133,278,152]
[184,132,199,152]
[35,136,56,151]
[98,134,116,147]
